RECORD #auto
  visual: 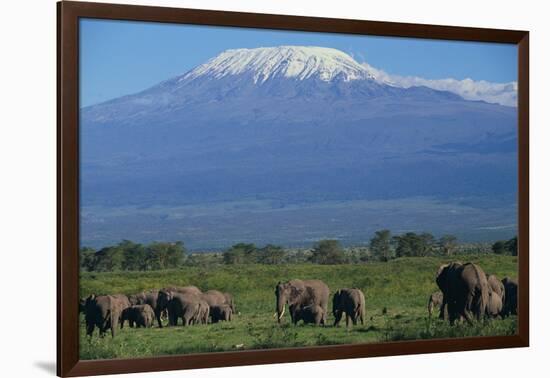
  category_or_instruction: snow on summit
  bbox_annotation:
[183,46,375,83]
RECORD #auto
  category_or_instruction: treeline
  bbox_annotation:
[491,236,518,256]
[80,231,518,272]
[368,231,517,261]
[80,240,185,272]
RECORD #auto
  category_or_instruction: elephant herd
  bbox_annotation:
[81,262,517,338]
[432,262,518,324]
[275,279,366,327]
[81,286,235,338]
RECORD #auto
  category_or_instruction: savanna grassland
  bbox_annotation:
[79,254,517,360]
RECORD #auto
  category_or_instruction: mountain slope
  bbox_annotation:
[79,46,517,247]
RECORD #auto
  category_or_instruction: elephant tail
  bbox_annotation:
[472,286,488,321]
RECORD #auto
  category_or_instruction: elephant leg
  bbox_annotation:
[155,309,163,328]
[169,312,177,326]
[439,298,447,320]
[86,321,95,337]
[460,298,474,325]
[334,310,342,326]
[447,301,457,325]
[352,310,358,325]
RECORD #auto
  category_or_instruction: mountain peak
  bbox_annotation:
[182,46,375,84]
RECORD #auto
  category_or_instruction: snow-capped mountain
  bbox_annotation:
[80,46,517,248]
[83,45,465,125]
[182,46,375,83]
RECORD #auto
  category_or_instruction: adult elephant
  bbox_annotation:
[165,292,202,326]
[156,286,202,327]
[129,290,165,328]
[275,279,329,325]
[501,277,518,316]
[435,262,489,324]
[332,288,365,327]
[201,290,234,310]
[84,294,131,338]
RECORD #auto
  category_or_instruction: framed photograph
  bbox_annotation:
[57,1,529,376]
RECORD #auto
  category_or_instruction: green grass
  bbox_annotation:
[79,254,517,360]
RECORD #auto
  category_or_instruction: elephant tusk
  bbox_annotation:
[277,305,285,320]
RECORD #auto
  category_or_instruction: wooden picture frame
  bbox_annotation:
[57,1,529,376]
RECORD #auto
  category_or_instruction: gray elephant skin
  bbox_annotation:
[194,299,210,325]
[84,294,131,338]
[129,290,166,328]
[290,303,324,325]
[436,262,489,324]
[427,291,450,319]
[332,288,365,327]
[501,277,518,316]
[486,275,505,318]
[200,290,236,313]
[210,304,232,323]
[156,286,202,326]
[275,279,329,325]
[486,291,503,318]
[164,292,204,326]
[121,304,155,328]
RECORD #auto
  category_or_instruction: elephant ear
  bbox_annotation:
[289,285,304,301]
[334,290,342,305]
[435,264,449,291]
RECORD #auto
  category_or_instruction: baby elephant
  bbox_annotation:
[333,288,365,327]
[427,291,449,319]
[290,303,324,325]
[121,304,155,328]
[210,304,233,323]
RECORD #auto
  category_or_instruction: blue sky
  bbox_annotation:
[80,18,517,107]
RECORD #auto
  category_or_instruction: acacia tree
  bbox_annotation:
[369,229,393,261]
[492,236,518,255]
[93,245,124,271]
[505,236,518,256]
[309,240,345,264]
[394,232,435,257]
[259,244,285,264]
[147,241,185,270]
[439,235,458,256]
[119,240,147,271]
[223,243,257,264]
[79,247,97,271]
[491,240,507,254]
